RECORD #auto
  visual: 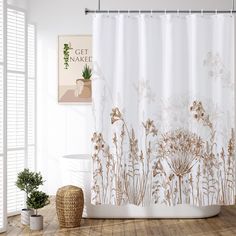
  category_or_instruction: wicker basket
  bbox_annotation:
[56,185,84,228]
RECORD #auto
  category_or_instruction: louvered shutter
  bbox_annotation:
[0,66,5,232]
[7,7,26,215]
[0,0,6,233]
[0,3,36,228]
[27,24,36,171]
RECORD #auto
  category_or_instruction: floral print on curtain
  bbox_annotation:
[92,101,235,206]
[91,14,235,206]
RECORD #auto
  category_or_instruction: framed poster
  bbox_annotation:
[58,35,92,103]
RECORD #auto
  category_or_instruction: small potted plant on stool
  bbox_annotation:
[16,169,43,225]
[27,190,50,231]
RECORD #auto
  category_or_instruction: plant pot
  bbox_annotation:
[75,79,91,98]
[21,209,34,225]
[30,215,43,231]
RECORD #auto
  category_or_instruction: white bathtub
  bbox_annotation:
[60,154,221,218]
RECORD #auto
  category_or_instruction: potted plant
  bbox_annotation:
[27,191,50,231]
[74,64,92,97]
[16,169,43,225]
[82,64,92,80]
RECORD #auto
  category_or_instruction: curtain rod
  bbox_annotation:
[85,8,236,15]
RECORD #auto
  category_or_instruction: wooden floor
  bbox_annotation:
[2,197,236,236]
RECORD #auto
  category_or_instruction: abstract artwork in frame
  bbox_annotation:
[58,35,92,103]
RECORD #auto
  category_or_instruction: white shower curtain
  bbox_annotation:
[91,13,235,206]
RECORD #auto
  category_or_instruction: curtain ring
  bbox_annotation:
[165,9,167,15]
[201,9,204,16]
[231,9,233,15]
[215,9,218,14]
[150,9,153,18]
[177,9,180,16]
[189,9,191,15]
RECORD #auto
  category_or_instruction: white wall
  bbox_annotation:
[28,0,97,195]
[7,0,29,9]
[101,0,233,10]
[28,0,235,195]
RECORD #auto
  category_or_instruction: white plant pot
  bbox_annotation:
[21,209,34,225]
[30,215,43,231]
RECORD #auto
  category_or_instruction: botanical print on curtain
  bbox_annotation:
[91,13,235,206]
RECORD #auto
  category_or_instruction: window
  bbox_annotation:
[7,8,26,215]
[0,1,36,232]
[27,24,36,171]
[0,0,6,232]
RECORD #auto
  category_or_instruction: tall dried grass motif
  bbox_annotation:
[91,101,235,206]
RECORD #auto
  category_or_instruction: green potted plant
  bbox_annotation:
[16,169,43,225]
[27,191,50,230]
[74,64,92,97]
[82,64,92,80]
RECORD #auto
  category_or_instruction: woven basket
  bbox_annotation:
[56,185,84,228]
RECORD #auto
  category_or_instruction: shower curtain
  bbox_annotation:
[91,13,235,206]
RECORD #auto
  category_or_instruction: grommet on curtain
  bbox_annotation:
[177,9,180,16]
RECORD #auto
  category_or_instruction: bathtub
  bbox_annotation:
[60,154,221,218]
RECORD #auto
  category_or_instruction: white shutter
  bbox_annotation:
[0,0,6,233]
[7,9,25,72]
[0,0,3,63]
[0,3,35,228]
[27,24,36,171]
[0,65,6,231]
[27,24,35,78]
[0,68,3,156]
[7,7,26,215]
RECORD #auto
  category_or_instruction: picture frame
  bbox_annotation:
[58,35,92,103]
